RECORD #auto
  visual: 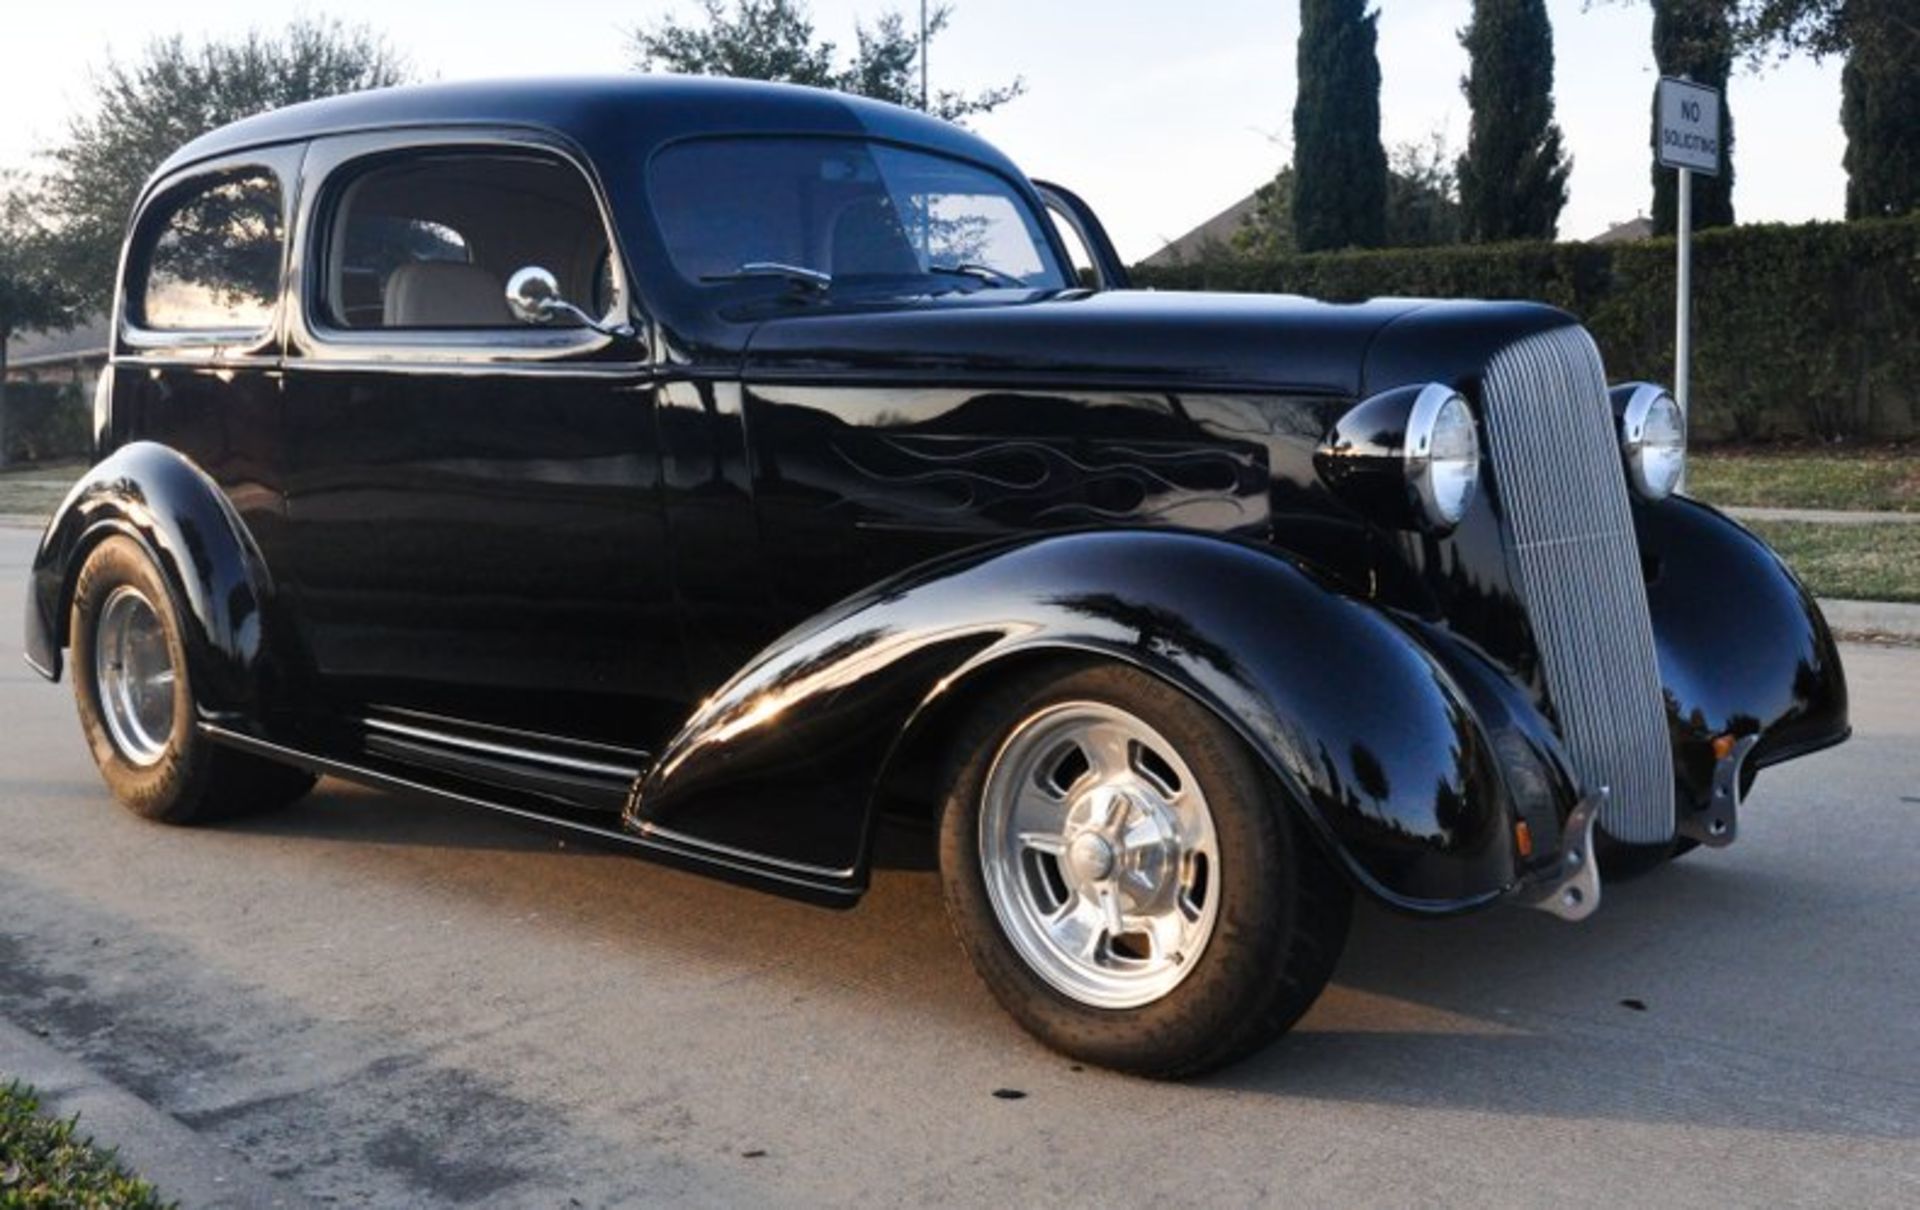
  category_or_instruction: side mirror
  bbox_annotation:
[505,265,565,325]
[505,265,640,344]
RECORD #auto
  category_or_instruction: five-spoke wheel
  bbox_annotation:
[979,702,1221,1009]
[939,660,1352,1078]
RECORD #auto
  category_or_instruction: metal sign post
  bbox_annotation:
[1656,76,1721,491]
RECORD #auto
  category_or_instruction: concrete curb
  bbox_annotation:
[0,514,47,530]
[0,1018,316,1209]
[1817,598,1920,642]
[1724,505,1920,525]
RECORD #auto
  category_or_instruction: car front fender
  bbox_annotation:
[628,529,1539,912]
[23,441,283,717]
[1635,494,1850,807]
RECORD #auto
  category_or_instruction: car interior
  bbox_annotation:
[322,151,617,330]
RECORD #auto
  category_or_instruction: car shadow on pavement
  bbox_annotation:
[119,776,1919,1144]
[1201,869,1919,1140]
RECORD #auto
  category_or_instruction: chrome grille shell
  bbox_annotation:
[1481,326,1675,843]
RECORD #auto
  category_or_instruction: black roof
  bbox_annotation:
[155,75,1019,185]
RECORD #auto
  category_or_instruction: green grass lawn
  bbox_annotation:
[0,460,83,519]
[0,1081,170,1208]
[1689,448,1919,513]
[1743,520,1920,604]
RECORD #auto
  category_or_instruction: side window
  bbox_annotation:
[136,169,284,332]
[319,151,615,331]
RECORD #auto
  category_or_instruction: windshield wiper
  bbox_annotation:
[701,262,833,293]
[927,263,1027,288]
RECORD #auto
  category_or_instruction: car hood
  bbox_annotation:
[742,289,1578,397]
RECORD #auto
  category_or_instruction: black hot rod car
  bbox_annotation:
[25,78,1848,1076]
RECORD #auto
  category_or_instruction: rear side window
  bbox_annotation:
[318,151,616,331]
[136,169,284,332]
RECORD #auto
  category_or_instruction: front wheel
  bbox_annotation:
[70,535,316,824]
[938,662,1351,1078]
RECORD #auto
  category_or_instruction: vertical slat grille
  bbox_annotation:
[1482,326,1675,843]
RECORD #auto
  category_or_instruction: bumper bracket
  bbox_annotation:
[1517,787,1606,922]
[1679,733,1758,848]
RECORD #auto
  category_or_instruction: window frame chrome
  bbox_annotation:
[118,149,301,362]
[287,126,650,371]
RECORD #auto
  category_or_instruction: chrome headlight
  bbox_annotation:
[1616,383,1686,500]
[1315,381,1483,533]
[1406,384,1481,529]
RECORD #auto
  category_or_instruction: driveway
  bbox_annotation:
[1,527,1915,1207]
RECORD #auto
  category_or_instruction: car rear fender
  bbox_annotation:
[24,441,281,717]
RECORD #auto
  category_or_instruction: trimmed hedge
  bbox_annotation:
[1134,215,1920,441]
[1,380,90,464]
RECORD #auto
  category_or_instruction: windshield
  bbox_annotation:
[648,137,1069,298]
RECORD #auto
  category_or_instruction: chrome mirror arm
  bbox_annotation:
[535,296,638,342]
[506,265,640,345]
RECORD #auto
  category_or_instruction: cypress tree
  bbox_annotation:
[1457,0,1572,241]
[1651,1,1735,233]
[1840,0,1918,218]
[1291,0,1388,252]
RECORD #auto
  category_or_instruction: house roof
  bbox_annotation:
[5,317,110,369]
[1587,216,1654,244]
[1140,190,1262,268]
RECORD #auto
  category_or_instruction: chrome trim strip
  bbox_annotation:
[369,705,652,763]
[360,716,641,780]
[1483,326,1676,844]
[199,724,859,900]
[635,822,860,883]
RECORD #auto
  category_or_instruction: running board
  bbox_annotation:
[359,713,642,815]
[198,723,861,907]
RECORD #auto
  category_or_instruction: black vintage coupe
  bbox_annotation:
[25,78,1848,1076]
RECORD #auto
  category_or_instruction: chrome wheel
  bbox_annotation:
[978,700,1222,1009]
[93,585,177,767]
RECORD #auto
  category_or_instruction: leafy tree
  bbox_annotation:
[41,19,408,311]
[1457,0,1572,241]
[1650,1,1737,233]
[1238,134,1461,256]
[1,174,84,468]
[1234,168,1298,259]
[631,0,1023,123]
[1291,0,1389,252]
[1730,1,1916,218]
[1385,133,1465,247]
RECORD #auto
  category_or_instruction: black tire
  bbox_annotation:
[1595,830,1699,881]
[937,661,1352,1078]
[70,535,316,824]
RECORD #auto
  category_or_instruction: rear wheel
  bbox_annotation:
[70,536,316,824]
[938,662,1351,1078]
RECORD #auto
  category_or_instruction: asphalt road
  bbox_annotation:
[1,526,1915,1208]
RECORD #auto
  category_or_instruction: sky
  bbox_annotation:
[0,1,1849,262]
